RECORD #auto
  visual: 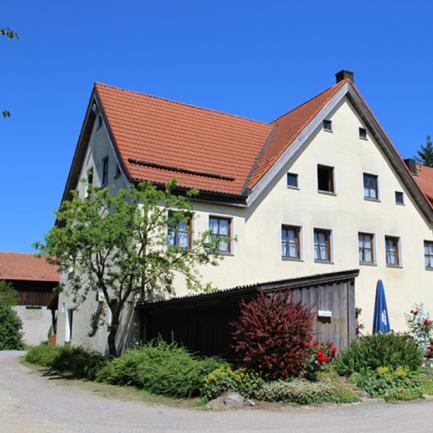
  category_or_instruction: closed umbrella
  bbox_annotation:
[373,279,391,334]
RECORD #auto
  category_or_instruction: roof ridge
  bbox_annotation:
[95,82,269,126]
[0,251,38,256]
[271,80,347,124]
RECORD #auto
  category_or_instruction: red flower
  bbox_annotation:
[317,349,324,356]
[327,341,333,348]
[424,319,431,326]
[313,341,319,347]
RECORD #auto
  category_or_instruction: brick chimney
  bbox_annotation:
[335,70,354,83]
[404,158,418,176]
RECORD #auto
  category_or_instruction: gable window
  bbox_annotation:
[314,229,331,262]
[323,119,332,132]
[209,216,231,254]
[363,173,378,200]
[114,164,121,179]
[101,157,109,187]
[425,241,433,270]
[359,127,367,139]
[395,191,404,205]
[168,212,192,250]
[385,236,400,267]
[359,233,375,264]
[281,225,301,259]
[317,165,335,193]
[84,167,93,198]
[287,173,298,189]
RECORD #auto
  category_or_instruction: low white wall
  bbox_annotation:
[13,306,52,346]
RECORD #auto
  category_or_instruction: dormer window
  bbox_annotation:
[323,119,332,132]
[359,127,367,139]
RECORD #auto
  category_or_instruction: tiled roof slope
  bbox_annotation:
[0,252,59,282]
[415,165,433,205]
[95,84,273,196]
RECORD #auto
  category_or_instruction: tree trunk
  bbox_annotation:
[107,309,120,357]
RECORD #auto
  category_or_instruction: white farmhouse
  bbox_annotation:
[57,71,433,354]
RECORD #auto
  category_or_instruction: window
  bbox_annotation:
[168,212,192,249]
[281,226,301,259]
[317,165,335,193]
[101,157,109,186]
[359,233,375,264]
[363,173,378,200]
[314,229,331,262]
[85,167,93,198]
[323,119,332,132]
[385,236,400,267]
[287,173,298,189]
[359,127,367,139]
[114,164,121,179]
[425,241,433,269]
[395,191,404,205]
[209,216,231,253]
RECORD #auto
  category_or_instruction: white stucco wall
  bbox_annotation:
[58,96,433,354]
[14,306,52,346]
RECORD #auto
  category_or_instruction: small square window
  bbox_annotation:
[363,173,378,200]
[281,225,301,259]
[359,127,367,139]
[287,173,298,189]
[317,165,334,193]
[395,191,404,205]
[385,236,400,267]
[323,120,332,132]
[314,229,332,262]
[425,241,433,269]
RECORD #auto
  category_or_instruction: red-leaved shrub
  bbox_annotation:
[231,292,314,380]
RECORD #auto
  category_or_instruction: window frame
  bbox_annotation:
[167,211,193,250]
[359,127,367,140]
[313,228,332,263]
[317,164,335,194]
[101,156,109,187]
[286,172,299,189]
[281,225,301,260]
[363,173,379,201]
[323,119,333,132]
[424,241,433,270]
[385,236,401,268]
[395,191,404,205]
[209,215,232,254]
[358,232,375,265]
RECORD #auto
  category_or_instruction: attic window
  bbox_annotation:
[395,191,404,205]
[101,157,109,187]
[114,164,121,179]
[323,120,332,132]
[359,127,367,139]
[317,165,335,193]
[95,115,102,131]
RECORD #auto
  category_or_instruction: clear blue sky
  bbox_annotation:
[1,1,433,252]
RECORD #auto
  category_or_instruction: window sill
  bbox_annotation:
[425,267,433,272]
[386,265,403,269]
[364,197,380,203]
[282,257,303,262]
[314,260,334,265]
[323,129,333,133]
[395,203,405,206]
[359,136,368,141]
[318,190,336,196]
[219,252,234,257]
[359,262,377,267]
[287,186,300,191]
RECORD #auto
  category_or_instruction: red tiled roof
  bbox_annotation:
[415,165,433,206]
[0,252,60,282]
[95,81,346,195]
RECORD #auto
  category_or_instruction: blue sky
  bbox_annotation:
[1,1,433,252]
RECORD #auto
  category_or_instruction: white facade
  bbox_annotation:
[57,92,433,354]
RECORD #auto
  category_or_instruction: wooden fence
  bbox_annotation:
[137,269,359,360]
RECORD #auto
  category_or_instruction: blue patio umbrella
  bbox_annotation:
[373,279,391,334]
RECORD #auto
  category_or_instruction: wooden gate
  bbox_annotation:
[137,269,358,359]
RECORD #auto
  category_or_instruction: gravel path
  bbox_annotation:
[1,351,433,433]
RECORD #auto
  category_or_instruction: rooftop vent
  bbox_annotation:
[404,158,418,176]
[335,70,354,83]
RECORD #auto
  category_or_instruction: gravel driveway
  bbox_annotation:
[1,351,433,433]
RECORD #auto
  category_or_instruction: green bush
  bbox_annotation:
[97,339,228,398]
[201,366,264,400]
[26,344,105,380]
[334,333,423,375]
[0,303,23,350]
[259,379,344,404]
[351,366,422,401]
[26,343,58,367]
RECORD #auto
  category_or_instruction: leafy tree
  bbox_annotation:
[416,135,433,167]
[0,280,23,350]
[1,27,19,118]
[35,181,222,357]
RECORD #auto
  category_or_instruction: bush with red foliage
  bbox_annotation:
[231,292,314,380]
